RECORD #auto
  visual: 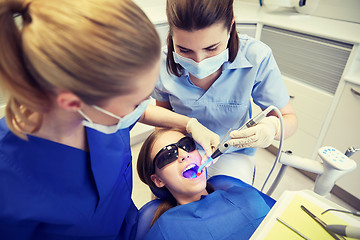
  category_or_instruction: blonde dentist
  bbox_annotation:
[0,0,218,239]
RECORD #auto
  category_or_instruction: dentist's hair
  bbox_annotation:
[165,0,239,77]
[0,0,160,137]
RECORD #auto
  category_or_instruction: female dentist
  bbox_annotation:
[0,0,218,239]
[153,0,298,184]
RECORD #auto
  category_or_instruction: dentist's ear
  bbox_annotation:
[56,91,83,112]
[229,17,235,35]
[151,174,165,188]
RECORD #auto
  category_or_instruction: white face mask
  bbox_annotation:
[173,48,229,79]
[78,98,151,134]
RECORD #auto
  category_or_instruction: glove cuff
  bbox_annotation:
[186,118,198,134]
[268,116,281,139]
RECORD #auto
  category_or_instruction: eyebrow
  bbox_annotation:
[176,42,221,51]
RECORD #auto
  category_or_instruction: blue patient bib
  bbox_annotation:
[145,186,270,240]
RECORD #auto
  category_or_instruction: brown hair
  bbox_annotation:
[165,0,239,77]
[137,128,181,226]
[0,0,160,137]
[137,128,214,227]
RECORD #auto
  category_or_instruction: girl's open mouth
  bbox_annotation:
[182,163,200,179]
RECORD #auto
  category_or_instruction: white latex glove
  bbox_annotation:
[228,116,280,148]
[186,118,220,162]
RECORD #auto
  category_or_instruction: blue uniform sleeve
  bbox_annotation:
[251,46,290,110]
[151,80,169,102]
[0,222,37,240]
[151,49,171,103]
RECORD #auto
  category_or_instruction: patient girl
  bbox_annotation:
[137,128,273,239]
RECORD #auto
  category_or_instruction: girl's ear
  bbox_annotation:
[151,174,165,188]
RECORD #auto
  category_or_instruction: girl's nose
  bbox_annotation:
[178,149,190,162]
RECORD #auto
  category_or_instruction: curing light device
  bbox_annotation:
[196,105,278,176]
[196,157,213,177]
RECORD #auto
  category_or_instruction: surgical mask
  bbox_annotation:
[78,98,151,134]
[173,48,229,79]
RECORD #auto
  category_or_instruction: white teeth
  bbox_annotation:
[183,163,196,172]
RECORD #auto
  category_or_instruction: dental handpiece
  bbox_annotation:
[210,105,276,160]
[196,106,276,176]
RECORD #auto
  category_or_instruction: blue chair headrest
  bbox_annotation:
[150,186,173,200]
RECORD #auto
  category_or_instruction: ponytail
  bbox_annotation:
[228,21,239,62]
[0,0,49,138]
[1,0,160,138]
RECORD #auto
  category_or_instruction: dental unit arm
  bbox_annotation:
[276,147,357,197]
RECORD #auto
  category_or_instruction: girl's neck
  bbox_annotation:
[176,188,209,206]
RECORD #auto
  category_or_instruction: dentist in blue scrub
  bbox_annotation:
[153,0,298,184]
[0,0,219,239]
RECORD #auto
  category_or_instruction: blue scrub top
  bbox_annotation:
[0,118,138,239]
[144,185,271,240]
[153,35,290,156]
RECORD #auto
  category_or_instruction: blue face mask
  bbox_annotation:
[173,48,229,79]
[78,98,151,134]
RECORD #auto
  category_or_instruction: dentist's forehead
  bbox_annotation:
[172,23,228,50]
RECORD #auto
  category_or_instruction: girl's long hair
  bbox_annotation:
[137,128,214,227]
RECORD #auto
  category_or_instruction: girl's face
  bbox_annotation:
[150,131,208,205]
[172,22,230,63]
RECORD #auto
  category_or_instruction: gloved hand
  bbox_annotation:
[186,118,220,162]
[228,116,280,148]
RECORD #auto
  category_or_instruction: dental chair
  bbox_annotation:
[135,175,276,240]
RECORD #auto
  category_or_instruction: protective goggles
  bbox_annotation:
[153,137,196,170]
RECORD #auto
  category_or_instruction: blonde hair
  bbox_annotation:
[0,0,160,137]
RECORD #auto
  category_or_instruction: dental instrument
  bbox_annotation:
[322,209,360,239]
[301,205,345,240]
[325,225,360,239]
[196,157,214,177]
[344,146,360,157]
[196,105,286,187]
[196,128,233,176]
[322,209,360,217]
[211,105,278,160]
[276,217,310,240]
